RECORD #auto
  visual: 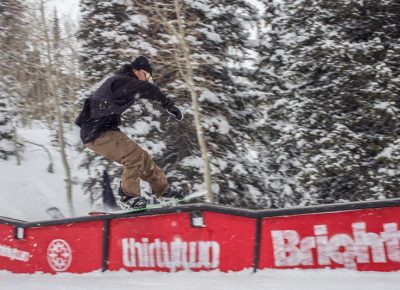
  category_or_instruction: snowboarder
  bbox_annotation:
[75,56,185,209]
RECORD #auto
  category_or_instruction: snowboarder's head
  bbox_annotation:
[131,56,153,82]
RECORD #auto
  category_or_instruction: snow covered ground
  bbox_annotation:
[0,122,91,221]
[0,269,399,290]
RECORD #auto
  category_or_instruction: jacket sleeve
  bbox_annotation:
[112,78,173,107]
[74,98,91,127]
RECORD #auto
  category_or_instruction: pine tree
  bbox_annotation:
[78,0,149,83]
[258,0,400,206]
[0,91,14,160]
[0,0,27,78]
[0,0,27,160]
[250,0,307,208]
[203,0,268,207]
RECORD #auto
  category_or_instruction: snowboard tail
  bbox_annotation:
[89,198,183,216]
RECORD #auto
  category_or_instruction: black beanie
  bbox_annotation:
[131,56,152,75]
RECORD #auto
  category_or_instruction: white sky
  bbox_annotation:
[47,0,81,23]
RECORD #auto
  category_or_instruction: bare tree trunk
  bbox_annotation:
[4,92,22,165]
[54,79,75,216]
[11,120,21,166]
[40,1,75,216]
[23,140,54,173]
[153,0,214,202]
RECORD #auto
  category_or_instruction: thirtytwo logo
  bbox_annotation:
[122,237,220,271]
[271,222,400,269]
[47,239,73,272]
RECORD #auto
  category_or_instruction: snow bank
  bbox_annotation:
[0,269,398,290]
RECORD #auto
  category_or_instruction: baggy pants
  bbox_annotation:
[85,130,169,198]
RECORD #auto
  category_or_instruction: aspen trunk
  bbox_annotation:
[40,1,75,216]
[151,0,214,202]
[11,121,21,166]
[172,0,214,202]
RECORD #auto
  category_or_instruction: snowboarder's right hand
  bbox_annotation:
[165,103,184,121]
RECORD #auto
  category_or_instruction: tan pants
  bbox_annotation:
[85,130,169,198]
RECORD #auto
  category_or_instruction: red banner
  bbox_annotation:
[259,207,400,271]
[2,203,400,273]
[0,221,103,273]
[107,212,256,272]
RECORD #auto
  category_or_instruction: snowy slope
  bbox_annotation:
[0,122,91,221]
[0,269,399,290]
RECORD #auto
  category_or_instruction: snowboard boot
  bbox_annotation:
[117,185,147,210]
[160,187,186,202]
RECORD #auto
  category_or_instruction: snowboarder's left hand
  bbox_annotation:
[165,103,184,121]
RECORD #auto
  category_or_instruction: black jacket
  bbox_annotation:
[75,73,171,143]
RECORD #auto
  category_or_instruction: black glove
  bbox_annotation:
[165,102,184,121]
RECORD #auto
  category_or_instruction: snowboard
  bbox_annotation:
[88,193,202,216]
[89,199,179,216]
